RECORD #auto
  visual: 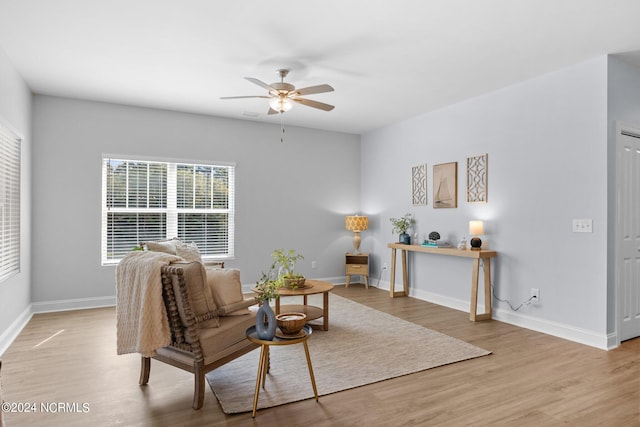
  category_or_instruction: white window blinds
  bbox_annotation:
[101,157,235,264]
[0,122,21,283]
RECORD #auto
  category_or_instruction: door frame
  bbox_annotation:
[615,120,640,347]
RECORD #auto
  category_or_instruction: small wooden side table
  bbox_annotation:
[246,325,318,418]
[345,253,369,288]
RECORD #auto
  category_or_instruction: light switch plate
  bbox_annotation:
[572,219,593,233]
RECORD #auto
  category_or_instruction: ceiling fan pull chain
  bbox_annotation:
[280,114,285,143]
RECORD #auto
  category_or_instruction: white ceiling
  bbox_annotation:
[1,0,640,135]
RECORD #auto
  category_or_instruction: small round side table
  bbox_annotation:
[246,325,318,418]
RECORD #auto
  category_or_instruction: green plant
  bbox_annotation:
[257,249,306,291]
[254,272,280,302]
[271,249,304,279]
[389,213,415,235]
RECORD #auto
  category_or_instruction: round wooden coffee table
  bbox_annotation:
[275,280,334,331]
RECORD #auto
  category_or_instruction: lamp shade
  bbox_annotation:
[469,220,484,235]
[345,215,368,232]
[269,96,293,112]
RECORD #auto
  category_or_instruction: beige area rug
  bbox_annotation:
[206,294,491,414]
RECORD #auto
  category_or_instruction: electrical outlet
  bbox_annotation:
[311,260,317,269]
[531,288,540,303]
[383,262,388,270]
[572,219,593,233]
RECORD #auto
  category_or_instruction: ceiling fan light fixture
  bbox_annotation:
[269,96,293,113]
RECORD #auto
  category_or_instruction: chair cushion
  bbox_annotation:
[144,238,179,255]
[197,309,257,362]
[170,261,219,331]
[175,241,202,263]
[206,268,250,316]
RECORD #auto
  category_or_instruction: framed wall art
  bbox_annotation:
[433,162,457,208]
[411,164,427,205]
[466,154,488,203]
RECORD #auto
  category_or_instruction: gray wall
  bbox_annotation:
[31,96,360,304]
[361,56,610,347]
[0,47,32,352]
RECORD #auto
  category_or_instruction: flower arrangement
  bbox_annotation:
[389,213,416,235]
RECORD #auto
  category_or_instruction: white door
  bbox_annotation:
[617,124,640,342]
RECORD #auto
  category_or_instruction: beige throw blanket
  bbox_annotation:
[116,251,182,357]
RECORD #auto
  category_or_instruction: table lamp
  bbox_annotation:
[345,215,368,254]
[469,220,483,250]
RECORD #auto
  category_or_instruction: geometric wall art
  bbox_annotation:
[433,161,457,208]
[411,164,427,205]
[466,153,488,203]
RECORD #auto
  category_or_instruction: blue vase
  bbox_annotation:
[255,300,277,340]
[399,233,411,245]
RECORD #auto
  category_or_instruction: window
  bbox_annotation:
[101,156,235,264]
[0,122,21,283]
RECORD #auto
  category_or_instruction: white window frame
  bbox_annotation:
[0,120,21,283]
[101,155,235,265]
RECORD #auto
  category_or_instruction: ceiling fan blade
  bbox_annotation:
[294,84,335,96]
[292,97,335,111]
[245,77,275,92]
[267,107,280,115]
[220,95,270,99]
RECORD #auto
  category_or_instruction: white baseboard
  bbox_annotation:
[31,296,116,313]
[376,279,610,350]
[0,305,33,357]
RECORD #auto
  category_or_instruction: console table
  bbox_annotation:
[387,243,497,321]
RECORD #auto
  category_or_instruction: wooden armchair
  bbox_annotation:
[138,262,258,409]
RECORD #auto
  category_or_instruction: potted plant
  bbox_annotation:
[254,273,280,303]
[390,213,415,244]
[253,272,280,340]
[271,249,306,289]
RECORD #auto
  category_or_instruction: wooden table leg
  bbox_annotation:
[483,259,492,319]
[470,259,480,321]
[401,249,409,296]
[252,345,267,418]
[390,248,397,297]
[470,258,492,321]
[322,291,329,331]
[390,248,409,297]
[303,341,319,401]
[262,346,270,386]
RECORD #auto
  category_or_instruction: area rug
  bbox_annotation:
[206,294,491,414]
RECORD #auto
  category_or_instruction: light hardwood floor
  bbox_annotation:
[2,285,639,426]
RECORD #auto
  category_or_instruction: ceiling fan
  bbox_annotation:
[221,69,335,115]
